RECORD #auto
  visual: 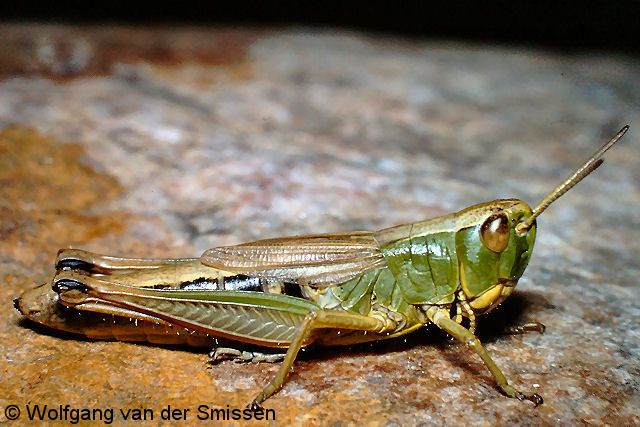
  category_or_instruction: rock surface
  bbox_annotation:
[1,24,639,425]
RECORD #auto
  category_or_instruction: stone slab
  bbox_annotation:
[1,24,639,425]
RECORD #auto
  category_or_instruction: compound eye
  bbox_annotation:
[480,212,510,253]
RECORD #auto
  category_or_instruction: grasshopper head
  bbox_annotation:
[455,199,536,314]
[455,125,628,315]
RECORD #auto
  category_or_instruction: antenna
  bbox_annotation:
[516,125,629,232]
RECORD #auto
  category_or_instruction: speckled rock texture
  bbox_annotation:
[1,24,638,425]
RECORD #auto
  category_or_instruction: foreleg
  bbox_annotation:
[426,306,543,406]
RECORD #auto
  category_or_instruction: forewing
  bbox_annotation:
[201,231,386,288]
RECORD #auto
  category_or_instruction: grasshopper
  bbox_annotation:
[15,126,629,408]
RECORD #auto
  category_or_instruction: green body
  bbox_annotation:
[327,199,536,340]
[17,199,537,349]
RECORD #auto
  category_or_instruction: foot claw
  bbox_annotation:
[209,348,285,364]
[208,348,242,364]
[516,391,544,406]
[506,321,546,335]
[530,393,544,406]
[247,400,264,412]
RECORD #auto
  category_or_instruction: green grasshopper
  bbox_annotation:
[15,126,629,409]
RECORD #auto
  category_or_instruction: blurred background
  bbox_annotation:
[1,2,639,425]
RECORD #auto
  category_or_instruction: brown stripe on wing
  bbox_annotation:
[200,231,386,288]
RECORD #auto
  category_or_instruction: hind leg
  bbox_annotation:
[56,248,199,273]
[55,249,220,288]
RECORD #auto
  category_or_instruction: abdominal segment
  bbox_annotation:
[15,283,219,346]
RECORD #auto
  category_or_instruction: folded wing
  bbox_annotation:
[201,231,386,288]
